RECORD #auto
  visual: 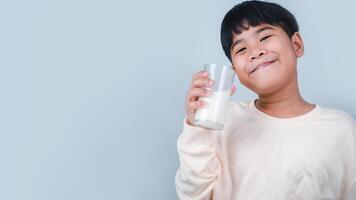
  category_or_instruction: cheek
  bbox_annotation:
[264,43,295,77]
[272,38,296,62]
[232,56,247,72]
[279,45,297,72]
[232,56,256,86]
[232,60,247,79]
[268,41,285,54]
[234,67,250,87]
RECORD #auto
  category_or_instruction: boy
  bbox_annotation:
[175,1,356,200]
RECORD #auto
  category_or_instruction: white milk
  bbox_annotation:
[194,90,230,130]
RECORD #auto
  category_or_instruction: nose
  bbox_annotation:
[249,49,266,61]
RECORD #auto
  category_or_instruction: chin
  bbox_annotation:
[245,77,284,96]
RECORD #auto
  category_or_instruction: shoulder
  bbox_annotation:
[319,108,356,189]
[225,100,251,122]
[319,106,356,131]
[321,106,355,121]
[228,100,250,112]
[317,106,356,147]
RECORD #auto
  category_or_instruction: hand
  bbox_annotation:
[185,71,236,126]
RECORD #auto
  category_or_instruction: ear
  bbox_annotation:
[291,32,304,58]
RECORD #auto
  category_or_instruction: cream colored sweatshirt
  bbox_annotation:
[175,100,356,200]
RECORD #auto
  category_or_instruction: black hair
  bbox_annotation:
[220,0,299,62]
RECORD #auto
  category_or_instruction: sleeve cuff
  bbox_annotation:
[178,116,220,152]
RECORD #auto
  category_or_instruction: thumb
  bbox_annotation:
[230,84,236,96]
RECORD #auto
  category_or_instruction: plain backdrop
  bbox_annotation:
[0,0,355,199]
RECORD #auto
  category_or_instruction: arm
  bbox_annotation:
[175,117,222,200]
[341,121,356,200]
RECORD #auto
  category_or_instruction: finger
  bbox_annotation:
[191,77,214,88]
[188,100,207,110]
[188,88,211,101]
[192,71,208,80]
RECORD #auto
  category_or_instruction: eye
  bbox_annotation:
[236,47,246,54]
[260,35,272,42]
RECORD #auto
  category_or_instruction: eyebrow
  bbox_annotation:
[230,26,275,51]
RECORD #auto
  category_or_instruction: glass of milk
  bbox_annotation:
[193,63,235,130]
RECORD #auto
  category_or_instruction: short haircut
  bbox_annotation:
[220,0,299,62]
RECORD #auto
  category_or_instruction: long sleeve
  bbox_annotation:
[341,120,356,200]
[175,117,222,200]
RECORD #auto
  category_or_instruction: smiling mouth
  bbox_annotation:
[250,60,277,74]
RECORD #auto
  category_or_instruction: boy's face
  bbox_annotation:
[230,23,304,95]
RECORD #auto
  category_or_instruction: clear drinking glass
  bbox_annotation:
[193,63,235,130]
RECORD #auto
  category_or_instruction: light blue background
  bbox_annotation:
[0,0,355,199]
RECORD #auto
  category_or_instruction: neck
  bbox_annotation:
[255,76,315,118]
